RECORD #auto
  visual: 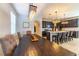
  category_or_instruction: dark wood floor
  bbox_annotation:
[13,34,76,56]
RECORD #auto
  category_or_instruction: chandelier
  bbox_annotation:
[52,11,60,24]
[29,4,37,20]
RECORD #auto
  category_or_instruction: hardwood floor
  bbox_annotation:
[60,38,79,56]
[13,35,76,56]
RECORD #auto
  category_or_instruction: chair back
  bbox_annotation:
[26,31,32,35]
[17,32,21,41]
[0,34,17,55]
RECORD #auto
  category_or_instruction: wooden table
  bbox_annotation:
[13,34,76,56]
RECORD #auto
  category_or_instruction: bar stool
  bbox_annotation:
[66,32,70,42]
[57,33,63,44]
[61,32,68,43]
[68,31,73,41]
[52,33,58,43]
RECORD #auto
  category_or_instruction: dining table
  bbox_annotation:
[13,34,76,56]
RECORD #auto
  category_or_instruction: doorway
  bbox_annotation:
[34,20,40,35]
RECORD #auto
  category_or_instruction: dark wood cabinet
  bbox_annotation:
[42,21,46,28]
[61,19,78,28]
[42,21,54,28]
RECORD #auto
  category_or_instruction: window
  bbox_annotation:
[11,11,16,34]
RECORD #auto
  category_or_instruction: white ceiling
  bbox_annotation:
[12,3,79,20]
[42,3,79,19]
[13,3,29,16]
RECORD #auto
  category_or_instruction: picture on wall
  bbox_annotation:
[23,22,30,28]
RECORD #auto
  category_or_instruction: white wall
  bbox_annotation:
[16,15,32,34]
[0,3,18,37]
[16,14,42,36]
[36,17,42,36]
[14,3,43,36]
[0,3,42,37]
[0,9,10,37]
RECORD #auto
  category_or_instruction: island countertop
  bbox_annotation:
[48,31,68,33]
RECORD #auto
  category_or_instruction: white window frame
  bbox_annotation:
[11,11,16,34]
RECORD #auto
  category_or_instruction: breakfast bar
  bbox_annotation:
[48,31,68,42]
[48,28,79,42]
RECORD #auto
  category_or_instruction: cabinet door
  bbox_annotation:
[42,21,46,28]
[61,19,78,28]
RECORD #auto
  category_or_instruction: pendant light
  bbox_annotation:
[61,14,69,24]
[29,4,37,20]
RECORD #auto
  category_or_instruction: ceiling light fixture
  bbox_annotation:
[29,4,37,20]
[61,14,69,24]
[52,11,60,31]
[52,11,60,23]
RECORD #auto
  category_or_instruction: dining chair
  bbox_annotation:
[26,31,36,41]
[17,32,22,41]
[0,34,17,56]
[46,32,50,40]
[26,31,32,35]
[42,31,48,40]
